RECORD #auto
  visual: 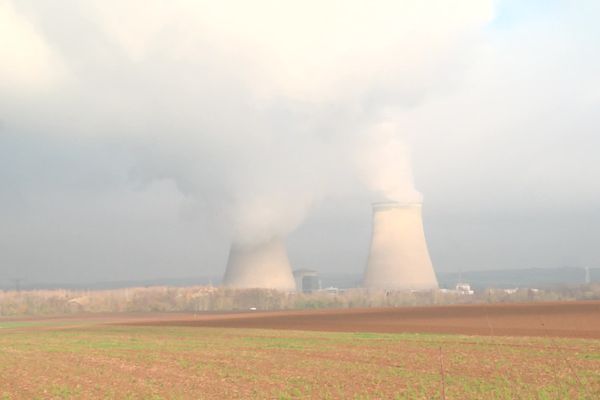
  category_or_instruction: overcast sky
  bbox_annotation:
[1,0,599,285]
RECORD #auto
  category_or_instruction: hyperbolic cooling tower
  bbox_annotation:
[222,238,296,290]
[363,202,438,290]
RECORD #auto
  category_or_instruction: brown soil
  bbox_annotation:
[2,302,600,398]
[132,300,600,338]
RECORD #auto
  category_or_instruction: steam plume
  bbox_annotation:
[1,0,493,248]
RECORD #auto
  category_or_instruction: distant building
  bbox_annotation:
[455,282,474,295]
[293,269,321,293]
[440,282,474,295]
[323,286,342,294]
[585,266,591,285]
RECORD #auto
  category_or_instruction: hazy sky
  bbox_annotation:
[1,0,599,284]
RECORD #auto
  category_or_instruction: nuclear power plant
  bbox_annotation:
[221,202,438,292]
[221,238,296,290]
[363,202,438,290]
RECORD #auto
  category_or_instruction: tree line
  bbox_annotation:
[1,284,599,316]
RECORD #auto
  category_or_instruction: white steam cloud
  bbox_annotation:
[355,122,422,203]
[1,0,493,245]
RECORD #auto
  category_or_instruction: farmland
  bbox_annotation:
[136,301,600,339]
[1,303,599,399]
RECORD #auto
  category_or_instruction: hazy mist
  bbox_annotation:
[1,0,599,285]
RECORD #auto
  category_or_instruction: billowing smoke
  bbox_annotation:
[355,122,422,203]
[1,0,493,247]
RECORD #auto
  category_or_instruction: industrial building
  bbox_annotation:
[293,269,321,293]
[363,202,438,290]
[221,238,296,291]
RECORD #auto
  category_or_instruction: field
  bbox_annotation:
[1,302,599,399]
[135,301,600,339]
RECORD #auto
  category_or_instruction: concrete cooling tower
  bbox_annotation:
[363,202,438,290]
[222,238,296,291]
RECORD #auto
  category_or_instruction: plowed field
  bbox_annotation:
[2,301,600,399]
[135,300,600,339]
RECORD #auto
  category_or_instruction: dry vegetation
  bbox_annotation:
[1,284,600,317]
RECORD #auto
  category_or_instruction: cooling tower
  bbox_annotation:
[363,202,438,290]
[222,238,296,290]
